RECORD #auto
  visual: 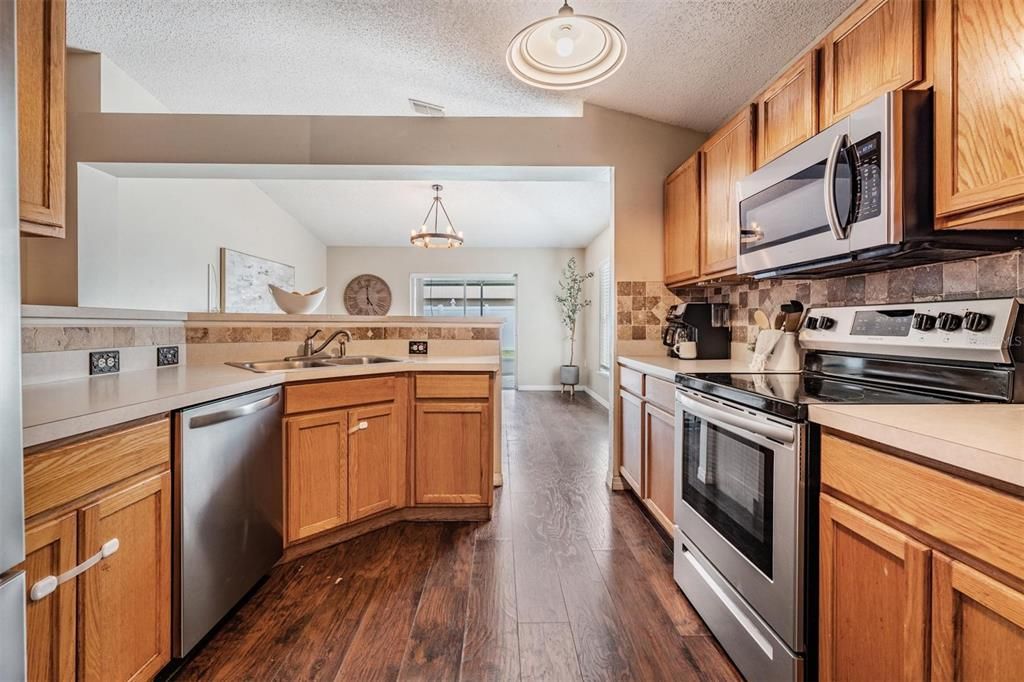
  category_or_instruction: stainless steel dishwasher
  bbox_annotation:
[174,386,283,656]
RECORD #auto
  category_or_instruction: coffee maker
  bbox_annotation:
[662,303,731,359]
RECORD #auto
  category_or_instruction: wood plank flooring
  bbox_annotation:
[174,391,741,681]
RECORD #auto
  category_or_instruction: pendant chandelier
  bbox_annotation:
[410,184,464,249]
[506,1,627,91]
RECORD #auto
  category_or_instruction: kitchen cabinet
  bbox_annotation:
[642,401,675,535]
[618,388,643,494]
[22,514,76,682]
[820,0,922,126]
[285,410,350,541]
[820,431,1024,680]
[414,402,490,505]
[701,105,754,278]
[756,51,819,167]
[819,494,930,681]
[21,417,171,682]
[16,0,65,238]
[78,471,171,682]
[932,553,1024,680]
[663,154,702,286]
[934,0,1024,229]
[348,402,406,521]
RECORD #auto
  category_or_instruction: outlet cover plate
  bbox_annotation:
[409,341,428,355]
[157,346,179,366]
[90,350,120,375]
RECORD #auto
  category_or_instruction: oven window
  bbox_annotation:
[682,413,774,577]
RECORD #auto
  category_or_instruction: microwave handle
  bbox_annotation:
[823,133,850,241]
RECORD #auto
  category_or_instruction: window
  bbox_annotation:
[599,259,611,372]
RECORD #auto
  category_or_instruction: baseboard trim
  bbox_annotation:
[516,384,562,391]
[610,475,626,491]
[516,384,610,409]
[581,386,610,409]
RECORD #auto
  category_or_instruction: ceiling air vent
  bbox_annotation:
[409,99,445,117]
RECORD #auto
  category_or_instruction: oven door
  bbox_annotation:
[674,388,805,650]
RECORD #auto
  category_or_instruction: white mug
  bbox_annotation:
[674,340,697,359]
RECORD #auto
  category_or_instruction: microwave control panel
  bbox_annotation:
[852,132,882,222]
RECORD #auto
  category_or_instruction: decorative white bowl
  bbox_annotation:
[269,285,326,314]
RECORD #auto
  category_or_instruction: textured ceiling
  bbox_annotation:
[67,0,857,131]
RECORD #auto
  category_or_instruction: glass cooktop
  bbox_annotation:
[675,372,973,421]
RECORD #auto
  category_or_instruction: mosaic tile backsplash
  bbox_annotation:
[619,249,1024,346]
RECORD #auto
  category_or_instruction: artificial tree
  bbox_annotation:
[556,256,593,394]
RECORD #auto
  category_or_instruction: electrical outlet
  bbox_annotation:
[409,340,428,355]
[90,350,120,375]
[157,346,179,367]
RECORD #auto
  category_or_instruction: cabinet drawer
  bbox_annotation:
[24,419,170,518]
[285,375,397,414]
[643,375,676,413]
[415,373,490,399]
[619,365,643,396]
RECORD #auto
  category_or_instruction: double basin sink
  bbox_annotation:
[229,356,401,373]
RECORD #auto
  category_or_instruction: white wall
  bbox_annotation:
[78,173,327,312]
[582,227,612,404]
[326,246,584,387]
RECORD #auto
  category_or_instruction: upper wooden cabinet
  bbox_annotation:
[663,154,702,286]
[701,105,754,278]
[17,0,66,238]
[756,51,819,167]
[820,0,922,126]
[934,0,1024,228]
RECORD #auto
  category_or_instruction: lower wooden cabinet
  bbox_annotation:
[348,402,406,521]
[618,388,643,493]
[642,402,675,534]
[23,514,77,682]
[414,401,490,505]
[78,472,171,682]
[285,409,350,541]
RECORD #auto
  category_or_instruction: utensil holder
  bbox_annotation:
[765,332,801,372]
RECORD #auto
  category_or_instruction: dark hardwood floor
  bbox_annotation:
[175,391,741,681]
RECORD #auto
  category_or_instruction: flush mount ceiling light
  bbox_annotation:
[506,1,627,91]
[410,184,465,249]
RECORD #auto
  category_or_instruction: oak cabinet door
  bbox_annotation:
[348,401,406,521]
[642,402,675,535]
[286,410,349,541]
[618,389,643,494]
[701,106,754,278]
[78,471,171,682]
[414,402,490,505]
[819,494,930,682]
[16,0,65,237]
[821,0,922,125]
[664,154,702,286]
[22,514,76,682]
[934,0,1024,226]
[756,51,819,166]
[931,553,1024,681]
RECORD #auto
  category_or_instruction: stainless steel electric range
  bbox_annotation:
[671,297,1023,682]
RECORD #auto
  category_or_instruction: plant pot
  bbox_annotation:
[560,365,580,386]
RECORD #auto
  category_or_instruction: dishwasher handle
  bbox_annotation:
[189,392,280,429]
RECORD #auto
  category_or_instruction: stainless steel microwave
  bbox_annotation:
[736,90,1020,279]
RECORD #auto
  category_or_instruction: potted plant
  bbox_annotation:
[556,256,593,394]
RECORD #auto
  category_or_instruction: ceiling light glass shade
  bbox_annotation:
[506,1,627,90]
[410,184,465,249]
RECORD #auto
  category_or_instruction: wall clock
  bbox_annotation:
[343,274,392,315]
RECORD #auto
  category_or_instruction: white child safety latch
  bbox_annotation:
[30,538,120,601]
[348,421,369,435]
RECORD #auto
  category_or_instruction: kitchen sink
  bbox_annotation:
[228,356,402,372]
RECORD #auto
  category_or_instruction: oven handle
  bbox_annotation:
[676,391,795,444]
[823,133,850,241]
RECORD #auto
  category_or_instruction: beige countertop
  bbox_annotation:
[810,404,1024,489]
[23,355,500,449]
[617,353,769,383]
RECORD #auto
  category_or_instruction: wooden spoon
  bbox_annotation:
[773,311,786,330]
[754,310,771,331]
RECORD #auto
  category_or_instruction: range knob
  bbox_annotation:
[937,312,963,332]
[818,316,836,330]
[804,316,819,330]
[963,311,992,332]
[912,313,936,331]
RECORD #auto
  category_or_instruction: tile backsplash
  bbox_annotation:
[619,249,1023,347]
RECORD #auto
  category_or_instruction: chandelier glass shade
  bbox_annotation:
[410,184,464,249]
[506,1,627,91]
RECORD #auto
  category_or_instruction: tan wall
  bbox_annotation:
[21,104,705,305]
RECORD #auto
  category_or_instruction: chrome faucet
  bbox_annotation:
[297,328,352,359]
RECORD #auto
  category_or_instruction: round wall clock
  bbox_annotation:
[343,274,392,315]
